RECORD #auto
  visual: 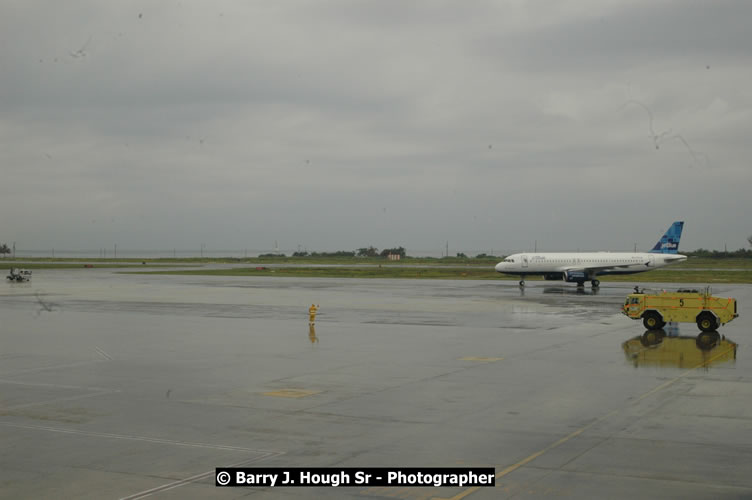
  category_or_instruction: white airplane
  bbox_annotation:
[495,221,686,288]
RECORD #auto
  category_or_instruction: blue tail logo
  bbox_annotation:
[650,221,684,254]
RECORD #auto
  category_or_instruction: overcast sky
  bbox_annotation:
[2,0,751,256]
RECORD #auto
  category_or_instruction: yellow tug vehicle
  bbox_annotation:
[623,287,738,332]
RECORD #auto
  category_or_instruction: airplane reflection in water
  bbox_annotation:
[542,286,599,296]
[623,326,737,369]
[518,287,600,297]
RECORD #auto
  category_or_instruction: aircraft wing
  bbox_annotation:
[661,256,686,263]
[562,263,643,273]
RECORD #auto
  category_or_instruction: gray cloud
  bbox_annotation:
[2,1,751,255]
[481,1,752,72]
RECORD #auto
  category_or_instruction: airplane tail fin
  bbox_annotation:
[649,221,684,254]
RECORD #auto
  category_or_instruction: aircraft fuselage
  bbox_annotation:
[495,252,687,277]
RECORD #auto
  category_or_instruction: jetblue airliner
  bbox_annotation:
[495,221,686,288]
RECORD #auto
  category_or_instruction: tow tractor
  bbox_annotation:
[623,287,738,332]
[6,268,32,282]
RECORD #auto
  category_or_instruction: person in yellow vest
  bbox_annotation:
[308,304,319,324]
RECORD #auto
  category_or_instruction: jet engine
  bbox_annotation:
[563,270,587,283]
[543,273,564,281]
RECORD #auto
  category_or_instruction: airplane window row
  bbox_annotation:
[505,258,642,264]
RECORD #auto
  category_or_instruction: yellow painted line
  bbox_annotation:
[458,357,504,362]
[634,347,733,402]
[433,348,732,500]
[361,486,436,500]
[430,412,617,500]
[262,389,320,398]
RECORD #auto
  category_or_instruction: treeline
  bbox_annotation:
[262,247,505,259]
[289,251,357,257]
[261,248,752,260]
[289,246,408,258]
[684,248,752,259]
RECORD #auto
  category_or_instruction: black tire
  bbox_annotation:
[643,311,663,330]
[696,313,718,333]
[640,329,665,347]
[591,279,600,287]
[696,331,720,350]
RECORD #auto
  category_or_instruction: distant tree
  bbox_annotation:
[310,251,356,257]
[380,246,406,258]
[0,244,9,258]
[357,246,379,257]
[748,235,752,247]
[332,251,356,257]
[685,248,752,259]
[475,253,499,259]
[292,251,309,257]
[456,252,468,258]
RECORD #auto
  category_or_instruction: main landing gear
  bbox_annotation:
[519,277,600,288]
[575,279,600,288]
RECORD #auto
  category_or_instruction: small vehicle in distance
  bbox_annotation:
[6,268,32,282]
[623,287,738,332]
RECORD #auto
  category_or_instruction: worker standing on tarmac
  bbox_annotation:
[308,304,319,324]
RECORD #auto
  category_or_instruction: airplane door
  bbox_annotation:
[522,255,529,268]
[648,254,655,267]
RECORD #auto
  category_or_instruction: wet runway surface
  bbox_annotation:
[1,270,750,499]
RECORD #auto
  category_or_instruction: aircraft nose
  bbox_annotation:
[495,262,505,272]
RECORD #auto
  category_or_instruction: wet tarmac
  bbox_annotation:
[1,269,750,499]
